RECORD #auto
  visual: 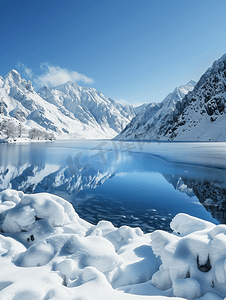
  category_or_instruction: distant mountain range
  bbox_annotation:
[117,53,226,141]
[116,80,196,140]
[0,70,139,139]
[1,53,226,142]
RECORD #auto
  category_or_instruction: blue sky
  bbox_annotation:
[1,0,226,105]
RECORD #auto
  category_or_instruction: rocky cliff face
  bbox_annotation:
[160,53,226,141]
[117,53,226,141]
[116,81,196,140]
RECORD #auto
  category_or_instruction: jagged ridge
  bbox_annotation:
[116,80,196,140]
[0,70,136,140]
[117,53,226,142]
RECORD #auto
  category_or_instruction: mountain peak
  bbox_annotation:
[0,68,136,139]
[212,52,226,69]
[37,85,51,93]
[8,69,19,75]
[66,80,79,86]
[56,80,79,89]
[187,80,196,87]
[5,69,21,84]
[117,53,226,142]
[116,80,196,140]
[177,80,196,91]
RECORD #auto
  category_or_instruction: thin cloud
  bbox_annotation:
[17,63,34,78]
[35,63,94,87]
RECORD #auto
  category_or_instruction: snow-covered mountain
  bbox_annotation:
[157,53,226,141]
[117,53,226,141]
[37,82,136,136]
[0,70,135,139]
[116,80,196,140]
[134,103,148,115]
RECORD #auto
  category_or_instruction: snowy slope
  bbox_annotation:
[117,53,226,142]
[0,70,135,139]
[116,81,196,140]
[159,53,226,141]
[134,102,148,114]
[37,81,135,136]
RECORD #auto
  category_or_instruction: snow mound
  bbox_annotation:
[0,190,225,299]
[0,189,91,244]
[151,213,226,299]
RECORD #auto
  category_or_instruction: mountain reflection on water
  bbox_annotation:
[0,140,226,232]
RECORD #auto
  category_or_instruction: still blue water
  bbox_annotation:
[0,140,226,232]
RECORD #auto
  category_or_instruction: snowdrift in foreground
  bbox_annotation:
[0,190,225,300]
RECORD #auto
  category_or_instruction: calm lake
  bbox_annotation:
[0,140,226,232]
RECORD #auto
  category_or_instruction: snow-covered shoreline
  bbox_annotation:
[0,137,54,144]
[0,189,225,300]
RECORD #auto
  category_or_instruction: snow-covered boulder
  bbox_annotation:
[151,213,226,299]
[0,189,91,244]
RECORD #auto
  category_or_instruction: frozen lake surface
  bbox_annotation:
[0,140,226,232]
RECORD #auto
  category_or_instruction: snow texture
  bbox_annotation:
[0,69,135,140]
[116,80,196,140]
[116,53,226,142]
[0,189,226,299]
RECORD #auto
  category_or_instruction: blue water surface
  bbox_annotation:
[0,140,225,232]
